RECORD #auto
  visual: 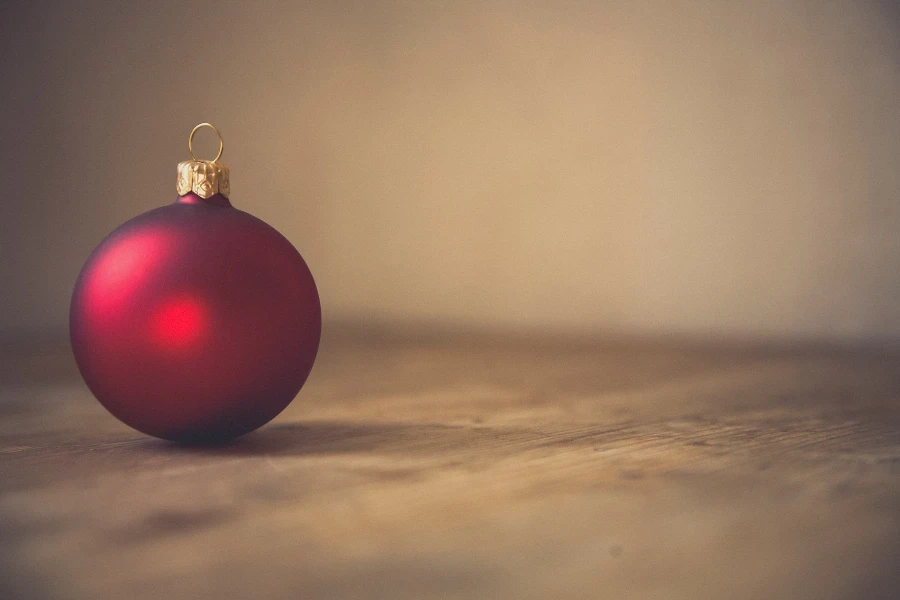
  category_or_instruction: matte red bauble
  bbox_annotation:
[70,123,321,442]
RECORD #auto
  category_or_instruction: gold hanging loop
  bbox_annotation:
[188,122,224,163]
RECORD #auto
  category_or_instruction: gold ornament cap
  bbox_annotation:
[177,123,231,199]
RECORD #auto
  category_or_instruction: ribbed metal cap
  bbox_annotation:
[176,123,231,199]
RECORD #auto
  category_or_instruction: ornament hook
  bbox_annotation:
[188,122,224,163]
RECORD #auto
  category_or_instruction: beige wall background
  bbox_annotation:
[2,0,900,340]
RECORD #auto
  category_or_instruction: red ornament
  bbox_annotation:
[70,123,321,442]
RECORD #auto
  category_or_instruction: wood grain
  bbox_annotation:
[1,325,899,599]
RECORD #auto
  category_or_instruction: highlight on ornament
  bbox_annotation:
[70,123,321,443]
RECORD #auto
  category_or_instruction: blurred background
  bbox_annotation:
[2,0,900,342]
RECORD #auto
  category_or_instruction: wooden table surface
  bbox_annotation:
[1,325,899,599]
